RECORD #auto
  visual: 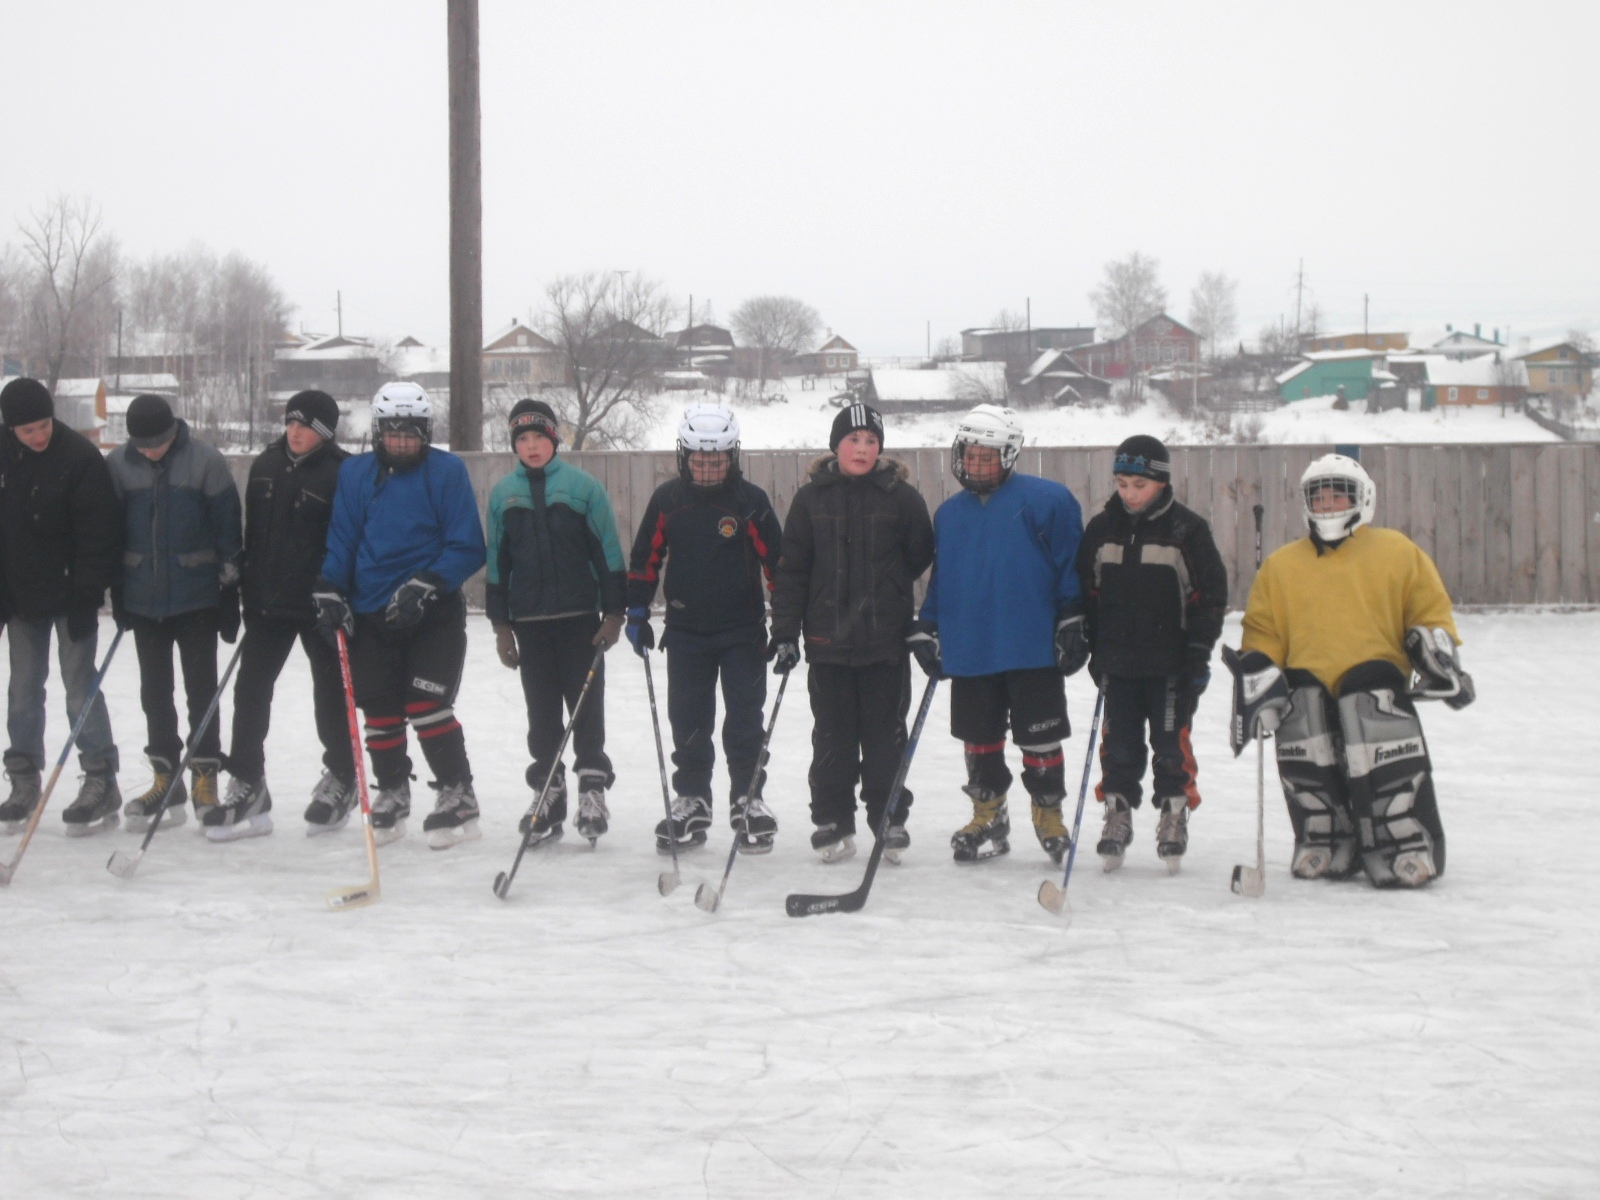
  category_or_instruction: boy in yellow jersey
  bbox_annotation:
[1223,454,1475,888]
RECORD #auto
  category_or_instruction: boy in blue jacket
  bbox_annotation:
[486,400,626,848]
[909,405,1088,863]
[314,383,487,849]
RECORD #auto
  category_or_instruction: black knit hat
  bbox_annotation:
[509,398,561,446]
[126,394,177,448]
[1113,434,1170,483]
[0,377,53,428]
[829,401,885,452]
[284,390,340,440]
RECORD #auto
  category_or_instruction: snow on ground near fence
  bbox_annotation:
[638,381,1562,450]
[4,612,1597,1197]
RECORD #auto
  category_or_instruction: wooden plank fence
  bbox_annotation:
[228,443,1600,609]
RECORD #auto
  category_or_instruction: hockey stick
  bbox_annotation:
[493,645,605,900]
[0,627,125,886]
[1037,679,1107,918]
[107,637,246,880]
[641,652,682,896]
[1231,502,1268,898]
[785,674,938,918]
[695,667,791,914]
[326,628,381,911]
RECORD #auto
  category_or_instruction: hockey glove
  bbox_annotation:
[594,613,625,651]
[494,624,519,670]
[217,585,242,645]
[1221,644,1291,757]
[110,586,131,632]
[907,621,942,679]
[1405,626,1475,710]
[625,606,654,657]
[1054,609,1089,677]
[768,636,800,674]
[312,578,354,647]
[385,571,445,631]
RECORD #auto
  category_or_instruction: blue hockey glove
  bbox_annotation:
[625,606,654,657]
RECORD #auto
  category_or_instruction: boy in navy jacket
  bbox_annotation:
[909,405,1087,864]
[315,384,486,849]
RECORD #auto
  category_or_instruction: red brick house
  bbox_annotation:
[1069,314,1198,380]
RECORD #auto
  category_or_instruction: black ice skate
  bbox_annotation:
[1031,799,1071,865]
[61,771,120,837]
[123,757,188,833]
[881,823,910,866]
[575,772,609,846]
[369,779,411,847]
[303,770,356,836]
[0,766,43,834]
[423,780,481,850]
[519,787,566,849]
[951,791,1010,863]
[656,794,711,855]
[811,821,855,864]
[1155,796,1188,874]
[203,776,273,843]
[1096,794,1132,871]
[731,794,777,855]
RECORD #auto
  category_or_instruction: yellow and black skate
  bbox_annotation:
[1032,799,1071,865]
[951,791,1009,863]
[123,757,188,833]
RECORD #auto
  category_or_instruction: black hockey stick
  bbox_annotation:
[695,667,791,913]
[0,628,125,886]
[785,674,938,918]
[108,638,246,880]
[641,652,683,896]
[493,646,605,900]
[1037,679,1107,918]
[1232,502,1268,898]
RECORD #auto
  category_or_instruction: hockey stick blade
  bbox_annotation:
[1232,864,1265,897]
[492,870,512,900]
[693,880,721,912]
[106,849,143,880]
[327,881,380,910]
[658,870,680,896]
[0,861,16,886]
[786,888,866,918]
[1037,879,1067,915]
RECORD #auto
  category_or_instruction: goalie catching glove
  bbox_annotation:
[1405,626,1475,709]
[1222,644,1291,756]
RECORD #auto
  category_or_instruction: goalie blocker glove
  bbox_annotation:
[1222,644,1291,756]
[1405,626,1475,710]
[385,571,445,631]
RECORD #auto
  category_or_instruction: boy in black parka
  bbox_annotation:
[769,402,933,863]
[1075,435,1228,872]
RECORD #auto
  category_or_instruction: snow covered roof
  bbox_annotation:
[1275,361,1314,385]
[1426,357,1527,387]
[1513,336,1594,362]
[1302,348,1386,362]
[484,320,555,353]
[393,343,449,378]
[276,336,380,362]
[52,378,104,398]
[108,373,181,392]
[871,362,1005,403]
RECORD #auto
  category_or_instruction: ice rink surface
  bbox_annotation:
[3,612,1597,1198]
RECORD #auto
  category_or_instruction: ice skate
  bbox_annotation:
[0,767,42,834]
[203,776,273,843]
[811,821,855,864]
[61,771,120,837]
[1155,795,1188,874]
[519,785,566,849]
[1031,799,1071,865]
[123,757,187,833]
[190,758,222,829]
[369,779,411,847]
[1096,794,1132,871]
[951,791,1010,863]
[731,793,776,855]
[881,823,910,865]
[423,780,481,850]
[303,770,356,835]
[655,794,711,854]
[574,773,609,845]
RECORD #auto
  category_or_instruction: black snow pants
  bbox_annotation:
[1096,674,1200,810]
[664,623,766,806]
[132,608,221,765]
[226,614,354,786]
[515,613,613,795]
[806,658,914,835]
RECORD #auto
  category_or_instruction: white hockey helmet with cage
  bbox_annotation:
[951,403,1026,490]
[676,402,741,481]
[1300,453,1375,543]
[372,381,432,431]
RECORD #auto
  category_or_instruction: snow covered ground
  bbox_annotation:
[4,611,1598,1197]
[638,380,1562,450]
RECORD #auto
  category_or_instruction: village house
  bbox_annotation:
[792,334,859,375]
[1069,314,1199,381]
[1514,339,1594,400]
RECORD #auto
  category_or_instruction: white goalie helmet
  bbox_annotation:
[951,403,1026,490]
[676,402,741,481]
[1300,453,1376,543]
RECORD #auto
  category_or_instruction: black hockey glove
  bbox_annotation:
[625,606,654,657]
[1179,641,1212,720]
[385,571,445,631]
[1221,645,1291,757]
[768,635,800,674]
[907,620,942,679]
[1405,626,1475,710]
[216,585,241,645]
[1054,609,1089,677]
[313,578,354,647]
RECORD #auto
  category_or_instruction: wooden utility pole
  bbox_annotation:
[448,0,483,450]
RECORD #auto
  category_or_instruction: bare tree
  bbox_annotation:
[1089,252,1167,340]
[16,197,118,391]
[1188,270,1238,361]
[0,246,26,366]
[540,271,677,450]
[730,295,820,392]
[933,333,961,360]
[988,307,1027,332]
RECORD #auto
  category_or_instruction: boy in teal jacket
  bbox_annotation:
[486,400,626,846]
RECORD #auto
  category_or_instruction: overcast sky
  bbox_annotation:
[2,1,1595,354]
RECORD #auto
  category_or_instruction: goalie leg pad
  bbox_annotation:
[1337,661,1446,887]
[1275,672,1357,879]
